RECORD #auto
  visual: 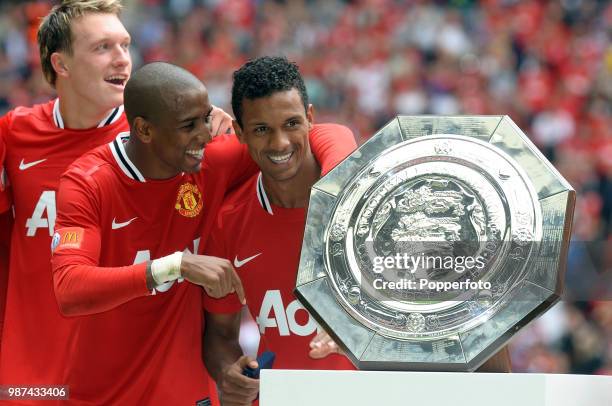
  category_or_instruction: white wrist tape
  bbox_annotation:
[151,251,183,285]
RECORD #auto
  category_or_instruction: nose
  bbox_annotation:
[268,130,291,151]
[112,44,131,68]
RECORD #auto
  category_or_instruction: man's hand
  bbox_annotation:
[309,330,343,359]
[218,355,260,406]
[180,254,245,303]
[210,105,233,137]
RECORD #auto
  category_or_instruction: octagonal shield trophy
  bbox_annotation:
[295,116,575,371]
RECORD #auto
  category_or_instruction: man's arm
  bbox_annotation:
[53,259,149,316]
[201,218,259,405]
[53,251,244,317]
[208,123,357,195]
[309,123,357,176]
[203,312,259,406]
[52,169,243,317]
[51,169,150,315]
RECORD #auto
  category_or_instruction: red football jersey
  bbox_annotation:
[50,124,345,404]
[0,99,127,390]
[50,132,254,405]
[204,124,356,372]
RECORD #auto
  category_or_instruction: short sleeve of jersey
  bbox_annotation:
[0,114,12,212]
[309,123,357,176]
[202,214,243,314]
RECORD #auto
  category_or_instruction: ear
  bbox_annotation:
[133,117,153,144]
[306,104,315,127]
[50,52,69,79]
[232,120,245,144]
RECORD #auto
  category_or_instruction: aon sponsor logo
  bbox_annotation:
[256,290,317,336]
[133,237,200,294]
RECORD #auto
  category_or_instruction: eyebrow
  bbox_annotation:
[247,115,304,126]
[284,115,303,122]
[177,107,212,124]
[177,116,198,125]
[89,34,131,45]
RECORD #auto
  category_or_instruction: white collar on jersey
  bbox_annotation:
[256,172,274,215]
[109,132,146,182]
[52,98,124,129]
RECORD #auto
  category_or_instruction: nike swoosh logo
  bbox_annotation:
[111,217,137,230]
[19,158,47,170]
[234,253,262,268]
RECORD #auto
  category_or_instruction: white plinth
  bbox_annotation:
[260,370,612,406]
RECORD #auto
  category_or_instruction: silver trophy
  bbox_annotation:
[295,116,575,371]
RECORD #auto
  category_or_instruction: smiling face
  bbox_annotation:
[147,84,213,177]
[59,12,131,113]
[235,88,313,183]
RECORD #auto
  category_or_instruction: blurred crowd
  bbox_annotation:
[0,0,610,375]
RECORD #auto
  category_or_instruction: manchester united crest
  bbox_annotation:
[175,182,203,217]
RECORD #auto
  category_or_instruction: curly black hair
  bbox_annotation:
[231,56,309,127]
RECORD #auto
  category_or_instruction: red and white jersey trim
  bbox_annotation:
[255,172,273,215]
[52,98,124,129]
[108,133,146,182]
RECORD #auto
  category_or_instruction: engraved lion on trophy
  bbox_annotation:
[371,177,486,280]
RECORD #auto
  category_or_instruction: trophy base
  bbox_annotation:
[261,369,612,406]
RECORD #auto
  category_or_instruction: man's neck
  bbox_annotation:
[57,86,116,130]
[124,138,177,180]
[263,153,321,209]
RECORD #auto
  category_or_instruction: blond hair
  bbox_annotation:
[38,0,123,87]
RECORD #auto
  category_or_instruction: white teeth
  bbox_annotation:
[105,75,127,83]
[187,148,204,159]
[268,152,292,163]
